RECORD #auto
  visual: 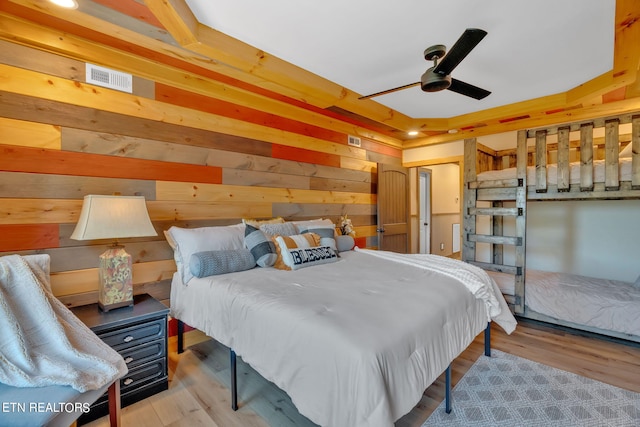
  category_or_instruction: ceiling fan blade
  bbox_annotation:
[448,78,491,100]
[433,28,487,76]
[358,82,420,99]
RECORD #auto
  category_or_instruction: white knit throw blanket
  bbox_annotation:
[0,254,127,392]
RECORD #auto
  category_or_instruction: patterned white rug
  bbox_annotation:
[423,350,640,427]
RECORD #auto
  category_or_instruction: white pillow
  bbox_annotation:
[166,224,244,284]
[619,143,633,158]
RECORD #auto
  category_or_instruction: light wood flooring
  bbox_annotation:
[84,318,640,427]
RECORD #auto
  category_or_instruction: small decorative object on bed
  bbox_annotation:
[70,195,157,311]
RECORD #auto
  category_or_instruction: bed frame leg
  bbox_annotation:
[177,319,184,354]
[230,349,238,411]
[445,365,452,414]
[484,322,491,357]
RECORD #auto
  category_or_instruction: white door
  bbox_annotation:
[419,169,431,254]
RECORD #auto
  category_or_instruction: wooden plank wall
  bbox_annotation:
[0,34,400,307]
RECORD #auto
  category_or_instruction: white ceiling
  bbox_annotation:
[185,0,615,119]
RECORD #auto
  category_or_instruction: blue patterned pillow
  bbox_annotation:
[244,224,277,267]
[189,249,255,278]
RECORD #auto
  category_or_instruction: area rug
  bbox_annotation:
[423,350,640,427]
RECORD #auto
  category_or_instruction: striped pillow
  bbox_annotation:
[296,223,338,256]
[244,224,277,267]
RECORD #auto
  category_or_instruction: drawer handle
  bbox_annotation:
[123,335,134,343]
[124,357,134,364]
[123,378,134,386]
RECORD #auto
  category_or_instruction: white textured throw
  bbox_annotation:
[0,255,127,392]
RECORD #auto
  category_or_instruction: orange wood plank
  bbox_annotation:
[354,236,367,248]
[0,224,59,251]
[0,144,221,183]
[271,144,341,168]
[156,83,348,144]
[92,0,165,29]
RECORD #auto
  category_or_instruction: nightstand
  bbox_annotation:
[71,294,170,424]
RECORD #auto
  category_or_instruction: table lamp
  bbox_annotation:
[71,195,157,311]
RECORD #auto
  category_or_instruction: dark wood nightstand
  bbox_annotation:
[71,294,170,424]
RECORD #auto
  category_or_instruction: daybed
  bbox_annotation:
[463,113,640,342]
[166,220,516,427]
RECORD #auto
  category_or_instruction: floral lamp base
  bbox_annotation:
[98,245,134,312]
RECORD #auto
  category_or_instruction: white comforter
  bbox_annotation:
[171,250,515,427]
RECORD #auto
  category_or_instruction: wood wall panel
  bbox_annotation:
[0,224,59,251]
[0,144,222,183]
[0,172,155,199]
[0,36,384,304]
[155,182,375,205]
[0,117,60,149]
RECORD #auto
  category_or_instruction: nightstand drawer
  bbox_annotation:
[120,358,167,394]
[99,317,165,351]
[121,338,165,369]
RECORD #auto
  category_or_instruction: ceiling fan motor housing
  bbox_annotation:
[421,68,451,92]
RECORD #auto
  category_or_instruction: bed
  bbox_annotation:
[167,221,516,427]
[489,269,640,340]
[463,113,640,342]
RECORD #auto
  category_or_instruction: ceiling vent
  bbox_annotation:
[86,63,132,93]
[347,135,362,147]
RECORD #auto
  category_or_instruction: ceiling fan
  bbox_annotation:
[359,28,491,100]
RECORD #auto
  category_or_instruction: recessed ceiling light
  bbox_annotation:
[407,131,419,136]
[49,0,78,9]
[447,129,459,134]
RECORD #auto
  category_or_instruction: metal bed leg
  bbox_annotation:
[177,319,184,354]
[445,365,452,414]
[230,349,238,411]
[484,322,491,357]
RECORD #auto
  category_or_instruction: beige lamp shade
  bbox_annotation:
[71,195,157,241]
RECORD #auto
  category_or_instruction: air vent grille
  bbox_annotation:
[86,63,132,93]
[347,135,361,147]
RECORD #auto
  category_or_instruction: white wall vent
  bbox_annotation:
[86,63,133,93]
[347,135,361,147]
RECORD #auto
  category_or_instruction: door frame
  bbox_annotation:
[417,167,432,254]
[405,155,464,255]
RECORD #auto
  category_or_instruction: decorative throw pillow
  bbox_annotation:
[242,217,285,228]
[189,249,256,278]
[165,224,245,284]
[279,244,339,270]
[336,235,355,252]
[259,221,297,237]
[244,224,277,267]
[296,223,339,255]
[274,234,338,270]
[272,233,321,270]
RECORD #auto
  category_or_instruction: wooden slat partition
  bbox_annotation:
[633,115,640,188]
[462,138,477,265]
[556,126,570,191]
[514,130,527,314]
[605,119,620,190]
[535,130,547,193]
[580,123,594,191]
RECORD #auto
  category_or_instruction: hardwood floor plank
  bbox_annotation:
[82,318,640,427]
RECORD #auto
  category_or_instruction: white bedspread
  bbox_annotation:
[0,255,127,392]
[490,269,640,337]
[171,250,515,427]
